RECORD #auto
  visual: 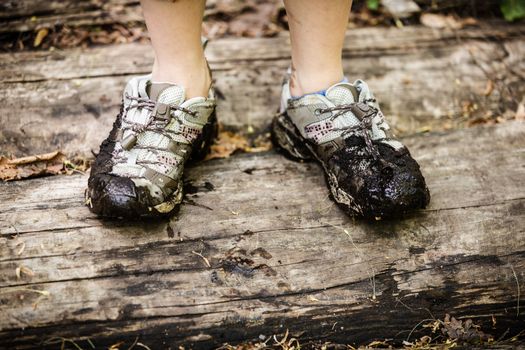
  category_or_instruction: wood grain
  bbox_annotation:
[1,24,524,158]
[0,0,141,33]
[1,5,524,346]
[0,121,524,348]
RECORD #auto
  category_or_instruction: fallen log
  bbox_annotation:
[0,121,523,348]
[1,24,524,158]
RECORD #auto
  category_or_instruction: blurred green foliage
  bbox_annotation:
[366,0,380,11]
[501,0,525,21]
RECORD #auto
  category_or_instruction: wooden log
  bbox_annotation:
[0,121,523,348]
[0,0,253,34]
[0,0,137,19]
[1,24,524,158]
[0,0,141,33]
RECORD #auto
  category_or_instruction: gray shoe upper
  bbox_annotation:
[281,78,404,152]
[275,76,430,218]
[111,75,216,204]
[86,74,217,217]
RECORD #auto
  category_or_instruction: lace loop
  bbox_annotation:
[112,94,200,165]
[319,98,383,160]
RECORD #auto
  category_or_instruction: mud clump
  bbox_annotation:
[271,112,430,220]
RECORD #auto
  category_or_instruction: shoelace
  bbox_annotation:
[315,98,386,159]
[123,93,196,132]
[112,94,198,164]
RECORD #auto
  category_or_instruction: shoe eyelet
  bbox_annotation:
[314,109,322,116]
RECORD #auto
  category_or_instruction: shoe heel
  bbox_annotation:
[271,112,312,161]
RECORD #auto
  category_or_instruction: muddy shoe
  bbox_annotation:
[86,75,217,218]
[272,78,430,219]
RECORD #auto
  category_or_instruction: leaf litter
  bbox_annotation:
[0,127,267,181]
[206,125,272,160]
[0,150,91,181]
[1,0,507,53]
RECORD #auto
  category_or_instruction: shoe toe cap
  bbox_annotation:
[382,168,430,211]
[362,157,430,218]
[87,174,151,218]
[332,146,430,219]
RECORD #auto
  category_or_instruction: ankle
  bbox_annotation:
[289,67,344,97]
[152,56,211,98]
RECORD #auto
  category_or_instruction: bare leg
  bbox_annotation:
[283,0,352,96]
[140,0,210,98]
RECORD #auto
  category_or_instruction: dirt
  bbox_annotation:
[271,110,430,219]
[86,106,218,219]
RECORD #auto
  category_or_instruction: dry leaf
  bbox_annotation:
[108,342,124,350]
[33,28,49,47]
[441,314,489,342]
[15,265,34,279]
[483,80,495,97]
[16,242,26,256]
[21,266,34,277]
[247,133,272,153]
[516,103,525,121]
[368,340,390,347]
[420,13,476,30]
[206,130,272,160]
[206,131,249,160]
[0,151,67,181]
[203,0,284,39]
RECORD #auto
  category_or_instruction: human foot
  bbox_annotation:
[86,75,217,218]
[272,77,430,219]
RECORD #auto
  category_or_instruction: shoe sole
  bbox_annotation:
[271,112,365,217]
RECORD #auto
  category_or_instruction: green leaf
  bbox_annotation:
[501,0,525,21]
[367,0,380,11]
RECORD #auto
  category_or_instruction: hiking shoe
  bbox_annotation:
[86,74,217,218]
[272,77,430,219]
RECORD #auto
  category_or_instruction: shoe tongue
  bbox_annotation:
[147,82,186,106]
[324,82,362,128]
[325,82,360,105]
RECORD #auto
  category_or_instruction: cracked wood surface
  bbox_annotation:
[0,121,524,348]
[0,0,226,33]
[0,0,141,33]
[1,24,524,158]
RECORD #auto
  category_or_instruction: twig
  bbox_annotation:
[395,296,436,319]
[0,288,49,296]
[127,336,139,350]
[16,241,26,255]
[406,318,436,342]
[510,264,520,317]
[44,337,84,350]
[9,223,20,238]
[191,250,211,268]
[325,222,377,300]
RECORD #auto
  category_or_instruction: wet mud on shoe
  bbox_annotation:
[86,75,217,219]
[272,78,430,220]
